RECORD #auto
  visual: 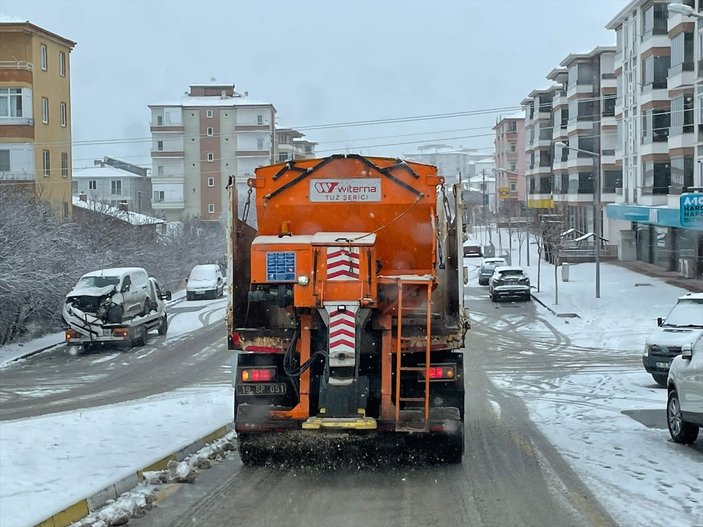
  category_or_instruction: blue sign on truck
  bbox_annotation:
[680,193,703,228]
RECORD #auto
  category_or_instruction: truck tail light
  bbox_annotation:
[419,365,456,381]
[112,328,129,338]
[65,329,80,340]
[240,368,276,383]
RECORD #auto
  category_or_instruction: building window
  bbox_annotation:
[642,55,670,90]
[671,156,694,188]
[207,177,215,187]
[60,102,67,127]
[602,95,616,117]
[0,149,9,171]
[111,180,122,195]
[40,44,48,71]
[0,88,23,117]
[670,94,694,135]
[156,115,163,125]
[153,190,165,202]
[157,165,164,177]
[257,138,264,150]
[207,127,214,136]
[257,114,263,125]
[208,203,215,214]
[206,109,213,118]
[89,180,97,190]
[61,152,68,178]
[42,150,50,176]
[642,3,668,38]
[207,152,214,162]
[42,97,49,124]
[157,140,163,151]
[59,51,66,77]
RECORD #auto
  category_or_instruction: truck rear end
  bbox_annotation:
[227,154,468,464]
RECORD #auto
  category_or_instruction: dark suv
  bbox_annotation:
[488,266,531,302]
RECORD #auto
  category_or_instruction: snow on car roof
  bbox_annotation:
[483,257,506,263]
[677,292,703,301]
[494,265,525,272]
[83,267,145,277]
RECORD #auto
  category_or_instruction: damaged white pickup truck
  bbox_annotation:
[63,267,172,353]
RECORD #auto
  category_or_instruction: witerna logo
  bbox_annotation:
[310,178,382,202]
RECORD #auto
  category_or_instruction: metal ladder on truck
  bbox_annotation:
[392,276,433,431]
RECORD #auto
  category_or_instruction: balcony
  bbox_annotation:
[0,117,35,139]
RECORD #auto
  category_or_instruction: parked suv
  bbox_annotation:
[643,293,703,386]
[186,264,224,300]
[666,332,703,444]
[478,257,507,286]
[488,266,531,302]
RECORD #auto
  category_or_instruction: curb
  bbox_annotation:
[2,339,65,368]
[529,293,580,319]
[34,423,233,527]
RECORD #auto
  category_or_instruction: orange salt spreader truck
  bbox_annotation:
[227,154,469,464]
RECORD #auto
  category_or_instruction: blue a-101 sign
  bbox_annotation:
[680,193,703,227]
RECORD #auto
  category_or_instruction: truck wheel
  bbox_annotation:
[652,373,668,387]
[491,293,497,302]
[158,314,168,335]
[440,429,464,464]
[238,434,266,466]
[667,389,700,444]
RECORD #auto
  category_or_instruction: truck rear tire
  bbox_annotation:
[238,434,266,466]
[158,315,168,335]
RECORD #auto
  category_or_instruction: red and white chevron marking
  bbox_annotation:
[328,307,356,356]
[326,246,360,281]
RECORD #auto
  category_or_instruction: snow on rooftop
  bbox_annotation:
[0,13,27,22]
[73,165,144,179]
[151,95,273,107]
[72,196,164,226]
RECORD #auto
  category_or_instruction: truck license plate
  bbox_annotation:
[656,362,670,369]
[236,383,287,396]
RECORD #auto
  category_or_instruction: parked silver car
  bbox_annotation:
[666,332,703,444]
[478,257,507,286]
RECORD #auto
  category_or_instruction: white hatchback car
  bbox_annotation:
[666,333,703,444]
[186,264,224,300]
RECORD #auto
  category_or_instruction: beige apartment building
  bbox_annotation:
[0,21,75,217]
[149,84,276,223]
[492,115,526,216]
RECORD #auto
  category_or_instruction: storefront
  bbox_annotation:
[607,203,703,278]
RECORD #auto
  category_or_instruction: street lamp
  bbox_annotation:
[667,3,703,18]
[555,141,601,299]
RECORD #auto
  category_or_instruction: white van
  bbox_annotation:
[186,264,224,300]
[64,267,151,323]
[643,293,703,386]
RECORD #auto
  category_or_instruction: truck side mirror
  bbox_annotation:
[657,317,663,327]
[121,283,130,293]
[681,344,693,360]
[163,291,172,301]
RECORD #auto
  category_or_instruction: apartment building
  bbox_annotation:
[493,114,526,217]
[521,88,555,211]
[275,127,317,162]
[148,83,275,222]
[73,157,152,213]
[404,146,492,187]
[606,0,702,278]
[556,47,619,235]
[0,20,75,218]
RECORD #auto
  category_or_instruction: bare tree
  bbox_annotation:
[0,188,226,346]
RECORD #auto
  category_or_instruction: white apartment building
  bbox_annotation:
[148,83,275,222]
[606,0,702,277]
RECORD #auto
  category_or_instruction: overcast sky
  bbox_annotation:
[2,0,623,169]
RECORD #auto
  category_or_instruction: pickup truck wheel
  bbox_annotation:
[652,373,668,387]
[491,293,497,302]
[158,314,168,335]
[667,389,699,444]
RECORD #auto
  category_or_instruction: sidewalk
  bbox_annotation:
[610,259,703,293]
